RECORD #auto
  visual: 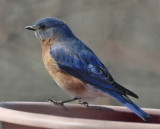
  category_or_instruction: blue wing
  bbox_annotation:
[50,40,151,121]
[50,40,138,98]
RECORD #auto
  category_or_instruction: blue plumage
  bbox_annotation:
[50,39,114,87]
[26,17,151,121]
[99,86,151,121]
[50,35,151,121]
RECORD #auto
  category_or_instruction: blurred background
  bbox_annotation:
[0,0,160,108]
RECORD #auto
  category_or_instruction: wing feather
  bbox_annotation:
[50,41,138,98]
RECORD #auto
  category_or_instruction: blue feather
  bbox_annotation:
[50,38,151,121]
[50,40,115,88]
[104,87,151,121]
[30,17,151,121]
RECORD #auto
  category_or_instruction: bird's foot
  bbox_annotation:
[48,97,81,105]
[48,97,81,110]
[48,99,68,110]
[48,99,64,106]
[78,100,89,108]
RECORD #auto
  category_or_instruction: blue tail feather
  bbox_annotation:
[118,95,151,121]
[98,85,151,121]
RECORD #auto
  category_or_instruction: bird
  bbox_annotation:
[26,17,151,121]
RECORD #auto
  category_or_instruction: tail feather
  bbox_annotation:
[106,88,151,121]
[114,82,139,99]
[121,95,151,121]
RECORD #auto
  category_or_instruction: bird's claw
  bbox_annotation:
[78,101,89,108]
[48,99,68,110]
[48,99,64,106]
[48,97,88,108]
[48,97,81,106]
[83,102,89,107]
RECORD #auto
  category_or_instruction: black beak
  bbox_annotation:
[25,25,37,31]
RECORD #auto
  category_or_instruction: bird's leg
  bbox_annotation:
[48,97,81,106]
[77,100,89,108]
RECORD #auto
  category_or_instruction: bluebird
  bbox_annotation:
[26,17,151,121]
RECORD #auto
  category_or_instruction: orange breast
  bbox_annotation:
[41,39,87,96]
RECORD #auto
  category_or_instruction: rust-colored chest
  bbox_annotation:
[41,39,58,79]
[40,39,87,96]
[42,43,60,76]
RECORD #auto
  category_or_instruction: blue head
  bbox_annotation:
[26,17,75,40]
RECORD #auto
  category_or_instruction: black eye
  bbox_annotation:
[40,24,46,29]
